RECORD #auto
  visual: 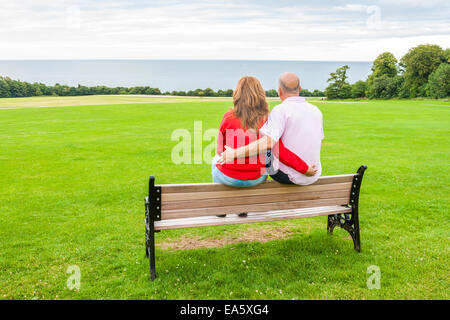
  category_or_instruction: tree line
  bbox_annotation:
[0,79,236,98]
[325,44,450,99]
[0,75,326,99]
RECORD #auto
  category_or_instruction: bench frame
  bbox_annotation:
[144,165,367,281]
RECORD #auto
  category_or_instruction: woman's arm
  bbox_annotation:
[216,129,225,155]
[216,114,228,155]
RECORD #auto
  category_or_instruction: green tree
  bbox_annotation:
[444,48,450,63]
[426,63,450,98]
[400,44,446,97]
[351,80,367,98]
[37,83,52,96]
[265,89,278,97]
[300,88,312,97]
[370,52,398,79]
[325,65,351,99]
[193,89,205,97]
[366,52,399,99]
[204,88,216,97]
[368,75,402,99]
[338,83,352,99]
[312,89,325,97]
[32,83,43,96]
[77,84,90,95]
[171,90,186,96]
[6,79,24,97]
[0,78,10,97]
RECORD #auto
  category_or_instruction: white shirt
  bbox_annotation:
[260,96,324,185]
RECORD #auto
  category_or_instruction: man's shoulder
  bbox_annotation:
[303,101,323,116]
[271,101,291,113]
[271,98,322,115]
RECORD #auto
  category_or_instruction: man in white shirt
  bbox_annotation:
[218,72,324,185]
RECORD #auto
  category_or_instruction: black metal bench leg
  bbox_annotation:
[327,212,360,252]
[351,211,361,252]
[343,214,360,252]
[349,165,366,252]
[327,165,366,253]
[145,201,149,258]
[145,176,161,281]
[145,199,157,280]
[149,228,156,281]
[327,215,336,234]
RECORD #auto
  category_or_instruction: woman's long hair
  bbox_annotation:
[233,76,269,132]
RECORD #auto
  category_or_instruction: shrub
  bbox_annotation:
[368,75,402,99]
[351,81,367,98]
[426,63,450,98]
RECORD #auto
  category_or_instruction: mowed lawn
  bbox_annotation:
[0,96,448,300]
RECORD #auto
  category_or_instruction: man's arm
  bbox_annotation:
[217,135,275,165]
[276,140,308,174]
[276,140,318,176]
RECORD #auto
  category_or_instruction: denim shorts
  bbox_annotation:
[211,157,267,187]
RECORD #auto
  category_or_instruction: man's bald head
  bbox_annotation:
[278,72,300,97]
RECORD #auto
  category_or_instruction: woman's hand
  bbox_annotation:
[217,146,236,165]
[304,164,318,176]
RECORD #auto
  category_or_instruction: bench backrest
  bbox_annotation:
[154,174,356,220]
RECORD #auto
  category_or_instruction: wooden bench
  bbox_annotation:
[144,165,367,280]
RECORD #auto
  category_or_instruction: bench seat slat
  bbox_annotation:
[154,205,352,230]
[163,189,350,210]
[162,197,349,220]
[162,182,352,202]
[160,174,355,194]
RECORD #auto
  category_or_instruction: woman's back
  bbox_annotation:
[215,110,266,181]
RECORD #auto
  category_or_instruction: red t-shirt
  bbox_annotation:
[216,110,309,180]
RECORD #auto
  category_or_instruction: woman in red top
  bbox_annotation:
[212,76,315,187]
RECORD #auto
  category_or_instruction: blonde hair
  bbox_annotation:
[232,76,269,131]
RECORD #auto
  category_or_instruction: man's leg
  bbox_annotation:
[270,170,294,185]
[265,150,294,185]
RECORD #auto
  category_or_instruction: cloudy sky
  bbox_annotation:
[1,0,449,61]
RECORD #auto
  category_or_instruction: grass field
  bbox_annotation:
[0,95,448,300]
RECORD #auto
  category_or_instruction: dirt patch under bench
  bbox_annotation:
[157,225,297,250]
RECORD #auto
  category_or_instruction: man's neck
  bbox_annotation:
[281,93,299,101]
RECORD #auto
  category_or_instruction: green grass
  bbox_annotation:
[0,96,448,300]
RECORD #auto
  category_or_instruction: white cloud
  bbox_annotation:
[0,0,448,61]
[332,4,368,12]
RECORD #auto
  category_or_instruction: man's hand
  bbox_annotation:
[304,164,318,176]
[217,146,236,165]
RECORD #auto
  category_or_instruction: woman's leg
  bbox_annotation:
[211,155,230,185]
[212,154,267,187]
[214,167,267,187]
[234,174,267,187]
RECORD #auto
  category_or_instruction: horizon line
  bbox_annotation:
[0,58,373,63]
